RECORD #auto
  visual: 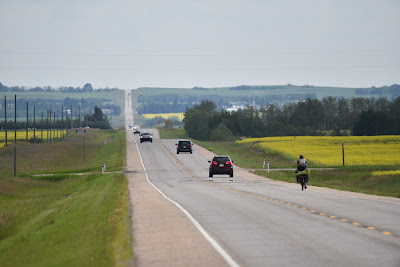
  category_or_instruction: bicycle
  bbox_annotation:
[295,169,310,191]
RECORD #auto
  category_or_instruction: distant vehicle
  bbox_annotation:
[176,140,193,154]
[133,128,140,134]
[140,132,153,143]
[208,155,234,177]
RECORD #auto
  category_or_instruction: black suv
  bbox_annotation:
[208,155,234,177]
[140,132,153,143]
[176,140,193,154]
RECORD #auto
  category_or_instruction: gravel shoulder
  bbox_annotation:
[125,90,228,266]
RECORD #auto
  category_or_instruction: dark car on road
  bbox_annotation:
[176,140,193,154]
[208,155,234,177]
[140,132,153,143]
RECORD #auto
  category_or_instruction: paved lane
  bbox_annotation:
[135,135,400,267]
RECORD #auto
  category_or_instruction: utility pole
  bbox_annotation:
[46,110,49,143]
[34,106,36,140]
[14,95,16,143]
[342,143,345,166]
[26,101,28,141]
[83,136,86,163]
[61,107,64,140]
[4,96,7,146]
[53,112,55,142]
[79,105,81,128]
[49,109,52,143]
[56,115,59,140]
[41,112,43,143]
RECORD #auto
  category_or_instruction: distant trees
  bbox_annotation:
[183,97,400,140]
[84,106,111,129]
[0,82,117,93]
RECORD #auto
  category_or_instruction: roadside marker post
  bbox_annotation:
[263,158,265,168]
[268,160,270,173]
[102,164,104,174]
[103,162,106,172]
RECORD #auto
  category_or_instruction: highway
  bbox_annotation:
[126,91,400,267]
[133,133,400,266]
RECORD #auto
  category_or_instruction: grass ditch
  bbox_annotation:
[0,129,132,266]
[158,128,400,198]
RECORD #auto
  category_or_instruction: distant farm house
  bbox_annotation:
[102,109,112,115]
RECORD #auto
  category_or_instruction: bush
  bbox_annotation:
[210,124,235,141]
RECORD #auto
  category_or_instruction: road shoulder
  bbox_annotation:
[126,133,228,266]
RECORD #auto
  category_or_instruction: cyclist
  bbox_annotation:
[296,155,307,172]
[295,155,307,189]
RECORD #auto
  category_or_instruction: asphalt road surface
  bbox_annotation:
[126,90,400,266]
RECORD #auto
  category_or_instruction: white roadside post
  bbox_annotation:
[103,162,106,172]
[263,158,266,169]
[267,160,270,173]
[102,163,104,174]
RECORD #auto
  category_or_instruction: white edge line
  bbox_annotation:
[134,139,240,267]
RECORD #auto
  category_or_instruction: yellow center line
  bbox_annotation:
[156,139,399,240]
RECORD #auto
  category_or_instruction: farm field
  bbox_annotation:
[238,135,400,167]
[0,130,67,144]
[142,112,184,121]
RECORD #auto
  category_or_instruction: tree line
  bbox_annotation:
[0,105,111,132]
[184,97,400,141]
[0,97,121,118]
[137,93,317,114]
[0,82,118,93]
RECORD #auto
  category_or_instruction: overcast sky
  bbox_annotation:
[0,0,399,89]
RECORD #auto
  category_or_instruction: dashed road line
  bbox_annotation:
[157,139,399,241]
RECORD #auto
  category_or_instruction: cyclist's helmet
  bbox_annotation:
[299,155,304,159]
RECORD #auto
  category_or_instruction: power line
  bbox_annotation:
[0,48,399,57]
[0,64,399,72]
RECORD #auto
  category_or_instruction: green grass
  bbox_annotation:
[255,166,400,198]
[0,129,132,266]
[0,173,131,266]
[193,140,294,169]
[158,127,187,139]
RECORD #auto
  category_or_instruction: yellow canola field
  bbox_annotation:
[237,135,400,166]
[142,113,184,121]
[372,170,400,176]
[0,130,67,142]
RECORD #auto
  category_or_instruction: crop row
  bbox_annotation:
[142,113,184,120]
[0,130,67,142]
